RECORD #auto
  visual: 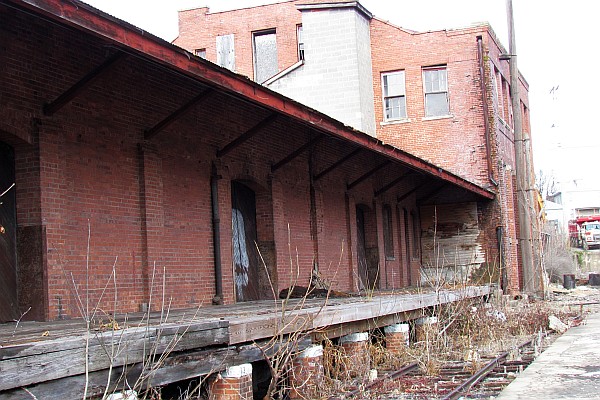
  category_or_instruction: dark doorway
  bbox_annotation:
[0,141,18,322]
[356,205,379,291]
[403,208,412,286]
[231,181,261,302]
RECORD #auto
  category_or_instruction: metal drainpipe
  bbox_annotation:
[477,35,497,187]
[496,226,507,292]
[211,163,224,305]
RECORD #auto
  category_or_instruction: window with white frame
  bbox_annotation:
[382,71,407,120]
[423,66,449,117]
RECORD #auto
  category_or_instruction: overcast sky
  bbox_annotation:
[84,0,600,203]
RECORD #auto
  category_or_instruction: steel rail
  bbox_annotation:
[442,332,547,400]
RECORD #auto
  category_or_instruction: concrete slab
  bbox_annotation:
[498,311,600,399]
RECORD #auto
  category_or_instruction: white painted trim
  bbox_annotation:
[222,363,253,378]
[416,316,438,326]
[340,332,369,344]
[384,323,409,334]
[298,344,324,358]
[263,60,304,85]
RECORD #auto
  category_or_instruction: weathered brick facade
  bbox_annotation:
[0,0,493,322]
[175,0,535,293]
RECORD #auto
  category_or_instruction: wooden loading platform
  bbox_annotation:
[0,286,492,399]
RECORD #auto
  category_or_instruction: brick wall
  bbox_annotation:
[2,6,430,320]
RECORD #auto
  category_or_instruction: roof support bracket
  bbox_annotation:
[43,51,125,116]
[347,161,391,190]
[313,148,362,181]
[217,113,278,158]
[374,170,414,197]
[145,88,214,139]
[417,183,447,203]
[397,182,427,203]
[271,134,323,173]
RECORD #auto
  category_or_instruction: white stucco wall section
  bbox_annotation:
[267,4,376,136]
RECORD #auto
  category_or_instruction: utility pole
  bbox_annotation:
[506,0,544,296]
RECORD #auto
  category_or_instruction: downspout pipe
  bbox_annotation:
[211,163,224,305]
[477,35,497,187]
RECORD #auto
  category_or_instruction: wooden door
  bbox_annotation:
[0,142,18,321]
[231,181,260,302]
[356,206,368,290]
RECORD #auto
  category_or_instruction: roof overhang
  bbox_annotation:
[5,0,494,201]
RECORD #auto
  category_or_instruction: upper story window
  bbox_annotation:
[297,25,304,61]
[194,48,206,59]
[382,71,406,121]
[253,29,278,83]
[216,34,235,71]
[423,66,449,117]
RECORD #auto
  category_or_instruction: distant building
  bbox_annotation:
[175,0,536,292]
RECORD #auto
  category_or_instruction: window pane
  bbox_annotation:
[384,72,405,97]
[254,31,278,83]
[424,68,447,93]
[425,92,449,116]
[385,96,406,119]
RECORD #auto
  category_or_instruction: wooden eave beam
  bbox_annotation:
[271,135,323,173]
[144,88,213,139]
[43,51,125,116]
[374,170,415,197]
[313,148,361,181]
[217,113,278,158]
[397,182,427,203]
[347,161,391,190]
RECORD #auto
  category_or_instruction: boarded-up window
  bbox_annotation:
[253,29,277,83]
[382,205,394,259]
[216,34,235,71]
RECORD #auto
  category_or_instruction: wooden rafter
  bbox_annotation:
[271,135,323,173]
[347,161,391,190]
[417,183,447,203]
[313,148,362,181]
[145,88,213,139]
[217,114,278,158]
[374,170,415,197]
[43,51,125,116]
[397,182,427,203]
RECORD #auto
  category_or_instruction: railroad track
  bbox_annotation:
[334,331,551,399]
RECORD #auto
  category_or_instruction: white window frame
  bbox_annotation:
[382,70,407,121]
[423,66,450,117]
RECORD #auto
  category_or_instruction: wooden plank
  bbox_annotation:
[1,338,312,399]
[0,320,228,390]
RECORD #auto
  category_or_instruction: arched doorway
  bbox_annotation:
[232,181,260,302]
[0,141,18,321]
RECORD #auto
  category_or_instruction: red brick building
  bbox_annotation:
[0,0,493,322]
[174,0,536,293]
